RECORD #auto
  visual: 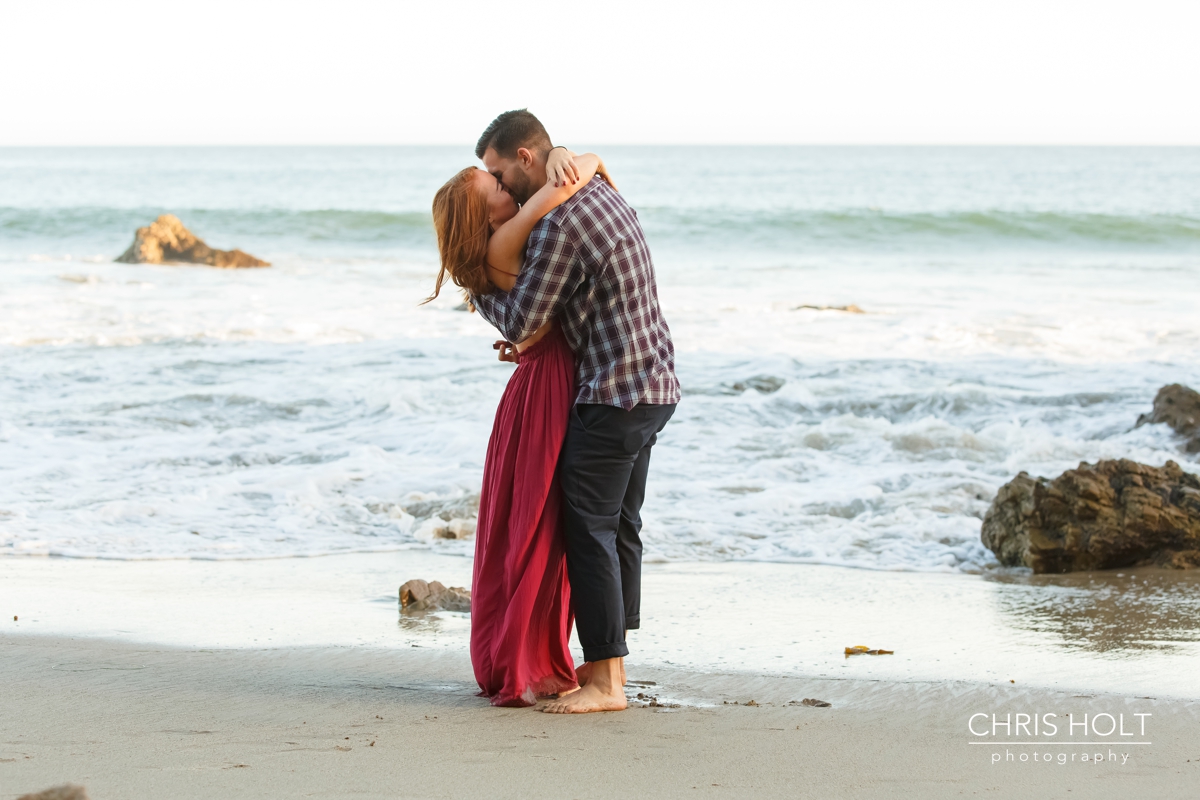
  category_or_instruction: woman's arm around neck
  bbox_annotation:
[485,152,610,292]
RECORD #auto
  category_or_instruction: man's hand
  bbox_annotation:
[493,340,519,363]
[546,147,580,187]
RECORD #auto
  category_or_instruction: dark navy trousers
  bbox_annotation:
[558,402,676,662]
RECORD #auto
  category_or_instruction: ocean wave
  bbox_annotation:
[0,207,433,247]
[638,208,1200,251]
[4,206,1200,253]
[2,335,1193,570]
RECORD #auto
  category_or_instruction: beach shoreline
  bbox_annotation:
[5,141,1200,798]
[4,552,1199,700]
[3,633,1197,799]
[4,552,1200,797]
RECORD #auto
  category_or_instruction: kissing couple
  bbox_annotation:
[429,110,679,713]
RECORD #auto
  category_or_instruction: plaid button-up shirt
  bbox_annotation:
[472,177,680,411]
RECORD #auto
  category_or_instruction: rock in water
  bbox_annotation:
[399,578,433,608]
[115,214,269,268]
[399,579,471,612]
[431,584,472,612]
[792,303,865,314]
[981,459,1200,573]
[1136,384,1200,453]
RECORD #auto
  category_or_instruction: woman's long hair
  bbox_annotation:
[427,167,491,303]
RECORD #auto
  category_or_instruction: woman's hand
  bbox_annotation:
[546,147,580,187]
[597,163,618,193]
[493,340,518,363]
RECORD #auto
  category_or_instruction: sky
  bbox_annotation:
[2,0,1198,146]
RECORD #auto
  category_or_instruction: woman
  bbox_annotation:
[429,149,614,707]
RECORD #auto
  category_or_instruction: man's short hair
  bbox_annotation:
[475,109,552,160]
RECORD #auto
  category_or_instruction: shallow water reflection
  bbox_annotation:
[984,568,1200,655]
[397,607,471,636]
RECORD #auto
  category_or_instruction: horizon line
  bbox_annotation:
[3,142,1200,149]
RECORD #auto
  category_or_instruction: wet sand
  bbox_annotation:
[3,554,1199,798]
[4,553,1199,697]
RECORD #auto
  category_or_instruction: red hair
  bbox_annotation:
[428,167,491,303]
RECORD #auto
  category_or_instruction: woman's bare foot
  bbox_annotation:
[543,658,626,714]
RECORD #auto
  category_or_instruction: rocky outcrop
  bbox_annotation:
[116,215,268,268]
[1137,384,1200,453]
[981,459,1200,573]
[399,579,471,612]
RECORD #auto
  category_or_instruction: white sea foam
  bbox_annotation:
[1,255,1192,570]
[1,147,1198,570]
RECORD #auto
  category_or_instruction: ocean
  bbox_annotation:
[3,146,1199,570]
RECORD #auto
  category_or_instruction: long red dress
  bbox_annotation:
[471,324,578,707]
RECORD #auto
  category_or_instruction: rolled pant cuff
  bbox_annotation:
[582,642,629,662]
[625,615,641,630]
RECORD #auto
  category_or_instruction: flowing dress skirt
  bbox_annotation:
[470,325,578,707]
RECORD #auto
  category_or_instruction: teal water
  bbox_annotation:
[4,147,1200,255]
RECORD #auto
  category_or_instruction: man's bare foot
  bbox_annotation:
[543,658,626,714]
[574,658,626,687]
[542,681,627,714]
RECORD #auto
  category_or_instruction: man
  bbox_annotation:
[470,109,680,714]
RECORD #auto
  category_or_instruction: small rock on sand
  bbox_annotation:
[18,786,90,800]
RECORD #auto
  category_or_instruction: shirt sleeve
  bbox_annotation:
[470,219,583,344]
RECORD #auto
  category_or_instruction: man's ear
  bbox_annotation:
[516,147,535,168]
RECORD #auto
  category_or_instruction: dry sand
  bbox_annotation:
[3,635,1197,800]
